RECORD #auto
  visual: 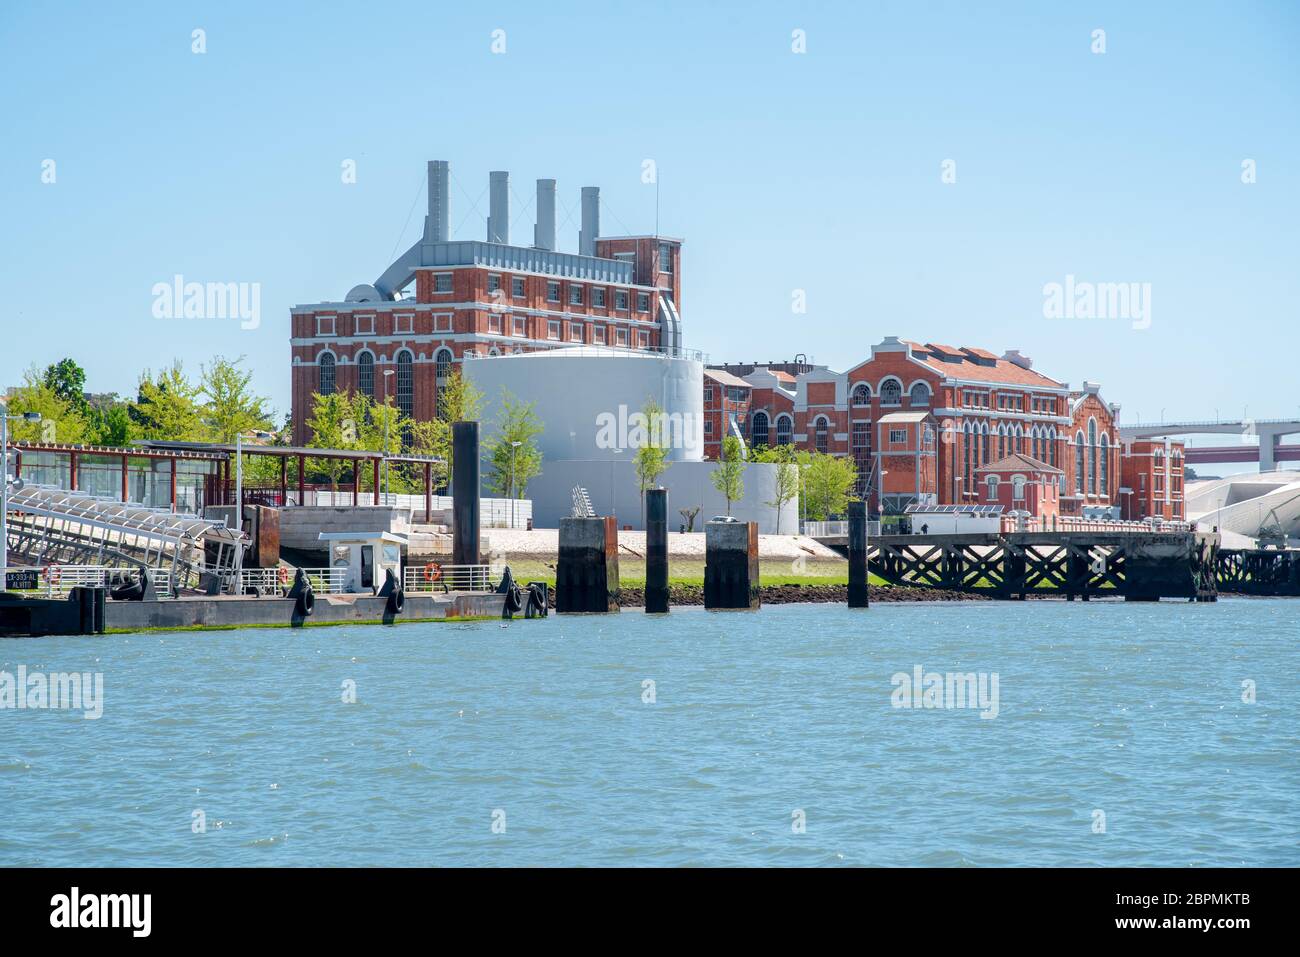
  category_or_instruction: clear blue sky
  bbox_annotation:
[2,0,1297,429]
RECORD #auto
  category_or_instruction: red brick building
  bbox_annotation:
[291,161,685,444]
[702,369,751,459]
[724,337,1151,518]
[1120,439,1187,521]
[975,452,1064,522]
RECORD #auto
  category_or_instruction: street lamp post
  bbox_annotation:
[383,369,396,502]
[1,407,42,585]
[509,440,521,528]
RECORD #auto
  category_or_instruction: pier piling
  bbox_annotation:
[704,520,759,610]
[645,488,669,613]
[847,501,869,608]
[452,421,480,566]
[556,516,620,613]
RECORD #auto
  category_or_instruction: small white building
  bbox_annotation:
[904,503,1004,535]
[318,531,405,593]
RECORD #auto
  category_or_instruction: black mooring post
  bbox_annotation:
[848,500,869,608]
[645,488,669,613]
[452,421,480,566]
[557,516,620,613]
[704,520,760,610]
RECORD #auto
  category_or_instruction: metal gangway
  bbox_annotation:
[3,484,245,597]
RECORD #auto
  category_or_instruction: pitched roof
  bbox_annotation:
[704,368,751,389]
[903,343,1065,388]
[975,452,1064,475]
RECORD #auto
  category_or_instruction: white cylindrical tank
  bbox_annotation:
[462,348,705,463]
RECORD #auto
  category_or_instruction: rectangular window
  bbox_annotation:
[569,285,583,305]
[511,276,525,298]
[394,314,414,334]
[568,322,584,342]
[316,315,336,336]
[487,273,501,294]
[433,313,452,332]
[637,292,650,312]
[659,242,674,273]
[638,330,649,348]
[615,290,629,311]
[547,281,561,303]
[592,287,606,308]
[513,316,526,337]
[547,320,561,340]
[354,314,375,335]
[592,325,606,344]
[889,429,907,444]
[704,386,714,403]
[487,313,501,334]
[704,419,713,435]
[616,327,629,346]
[433,273,453,293]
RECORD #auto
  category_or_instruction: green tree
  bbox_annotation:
[41,358,88,413]
[200,355,273,442]
[754,444,799,533]
[804,451,858,521]
[4,369,89,444]
[436,370,485,482]
[304,391,357,491]
[483,389,544,497]
[87,402,133,445]
[633,397,672,524]
[131,363,205,441]
[710,434,746,515]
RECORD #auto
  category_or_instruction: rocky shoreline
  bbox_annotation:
[546,583,990,608]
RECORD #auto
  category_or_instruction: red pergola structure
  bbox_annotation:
[10,441,445,518]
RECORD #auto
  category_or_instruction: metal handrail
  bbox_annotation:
[404,563,502,593]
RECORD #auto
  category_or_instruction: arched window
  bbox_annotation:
[964,423,973,489]
[986,475,999,501]
[1075,431,1085,493]
[814,416,829,453]
[908,382,931,407]
[395,349,414,422]
[357,351,374,398]
[879,378,902,406]
[851,383,871,406]
[998,425,1007,459]
[1013,424,1023,454]
[1049,428,1058,467]
[980,422,989,466]
[434,348,454,381]
[1088,418,1098,494]
[775,415,793,445]
[751,411,770,447]
[318,352,336,396]
[1100,433,1110,494]
[1012,475,1027,501]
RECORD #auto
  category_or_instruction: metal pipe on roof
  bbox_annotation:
[579,186,600,256]
[426,160,450,243]
[534,178,556,250]
[487,171,509,244]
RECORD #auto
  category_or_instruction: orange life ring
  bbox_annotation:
[423,562,442,583]
[278,566,290,586]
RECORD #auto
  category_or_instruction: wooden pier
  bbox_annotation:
[865,530,1220,601]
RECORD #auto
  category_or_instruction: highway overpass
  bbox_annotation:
[1119,418,1300,471]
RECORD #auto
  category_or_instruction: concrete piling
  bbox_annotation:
[704,520,759,610]
[452,421,480,567]
[556,516,620,613]
[847,500,869,608]
[645,488,669,613]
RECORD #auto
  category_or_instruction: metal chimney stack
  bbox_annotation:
[487,171,510,244]
[534,178,556,250]
[426,160,450,243]
[579,186,600,256]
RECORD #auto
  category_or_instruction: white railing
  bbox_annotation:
[1,565,176,598]
[404,563,503,593]
[1001,516,1194,534]
[299,567,348,594]
[308,491,532,529]
[801,520,881,538]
